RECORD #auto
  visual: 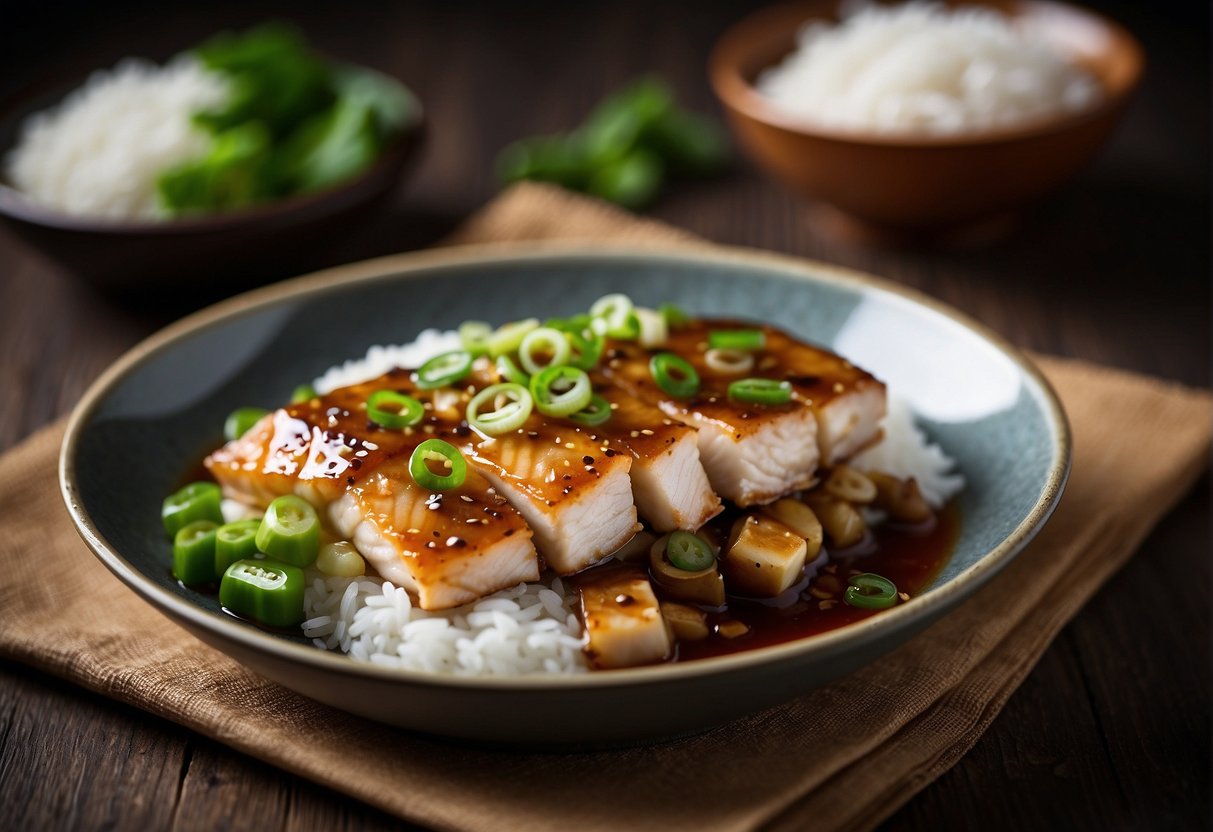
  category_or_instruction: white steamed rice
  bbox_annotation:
[301,329,964,676]
[755,0,1101,135]
[5,57,228,220]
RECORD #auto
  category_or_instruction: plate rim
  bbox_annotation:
[59,241,1072,690]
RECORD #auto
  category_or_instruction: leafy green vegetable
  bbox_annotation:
[157,123,272,215]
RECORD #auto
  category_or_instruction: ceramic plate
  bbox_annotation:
[61,244,1070,744]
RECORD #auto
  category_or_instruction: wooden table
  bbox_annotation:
[1,1,1207,828]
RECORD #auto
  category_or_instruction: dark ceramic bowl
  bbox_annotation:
[0,74,423,291]
[60,244,1070,744]
[709,0,1144,243]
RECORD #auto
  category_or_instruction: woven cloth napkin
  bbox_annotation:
[2,184,1210,832]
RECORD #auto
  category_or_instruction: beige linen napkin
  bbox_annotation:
[1,184,1209,832]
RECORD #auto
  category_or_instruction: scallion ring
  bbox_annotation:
[589,293,637,339]
[496,354,530,386]
[709,329,765,351]
[415,350,473,389]
[518,327,572,374]
[567,394,612,427]
[659,302,690,327]
[634,307,669,348]
[366,390,424,429]
[665,530,715,572]
[529,365,592,417]
[728,377,792,405]
[650,352,700,398]
[488,318,540,357]
[459,321,493,356]
[224,407,267,441]
[550,317,605,370]
[704,347,754,375]
[467,383,533,435]
[409,439,467,491]
[843,573,898,610]
[290,384,317,404]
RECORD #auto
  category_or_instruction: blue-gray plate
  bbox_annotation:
[60,244,1070,745]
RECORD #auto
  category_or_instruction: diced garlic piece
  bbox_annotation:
[723,514,808,597]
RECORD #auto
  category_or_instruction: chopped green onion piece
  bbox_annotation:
[518,326,572,375]
[416,350,473,389]
[459,320,493,356]
[219,559,306,627]
[215,518,261,578]
[495,354,530,386]
[173,520,219,585]
[488,318,540,357]
[709,329,765,351]
[659,302,690,327]
[467,383,534,435]
[409,439,467,491]
[367,390,424,429]
[291,384,317,404]
[727,378,792,405]
[550,316,605,370]
[162,482,224,537]
[567,394,612,427]
[224,407,267,441]
[704,347,753,375]
[529,365,593,417]
[255,495,320,567]
[649,352,700,399]
[634,307,668,348]
[316,541,366,577]
[665,530,715,572]
[843,573,898,610]
[589,293,637,338]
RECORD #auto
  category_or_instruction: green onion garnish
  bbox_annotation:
[255,495,320,568]
[459,320,493,356]
[659,302,690,327]
[518,326,572,375]
[172,520,219,585]
[843,573,898,610]
[367,390,424,429]
[665,530,715,572]
[162,482,224,537]
[215,518,261,578]
[634,307,668,348]
[529,365,593,417]
[409,439,468,491]
[290,384,317,404]
[709,329,765,351]
[727,378,792,405]
[590,293,638,339]
[488,318,540,357]
[219,559,306,628]
[467,383,533,436]
[416,351,473,389]
[650,352,700,398]
[550,316,604,370]
[496,354,531,386]
[567,394,612,427]
[224,407,268,441]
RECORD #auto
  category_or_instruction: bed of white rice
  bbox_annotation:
[756,1,1101,135]
[300,330,964,676]
[5,57,228,220]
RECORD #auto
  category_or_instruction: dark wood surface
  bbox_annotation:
[1,1,1207,830]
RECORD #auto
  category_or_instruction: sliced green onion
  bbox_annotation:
[162,482,224,537]
[518,327,572,375]
[550,317,605,370]
[459,320,493,356]
[220,559,305,627]
[529,365,593,417]
[660,302,690,327]
[709,329,765,351]
[215,518,261,578]
[173,520,219,585]
[409,439,468,491]
[467,383,533,435]
[665,530,715,572]
[650,352,700,398]
[704,347,754,375]
[291,384,317,404]
[367,390,424,429]
[728,378,792,405]
[224,407,267,441]
[634,307,668,348]
[496,354,530,386]
[567,394,612,427]
[488,318,540,357]
[589,293,637,338]
[255,495,320,568]
[843,573,898,610]
[416,351,473,389]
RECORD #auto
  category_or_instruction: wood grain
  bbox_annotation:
[0,0,1207,830]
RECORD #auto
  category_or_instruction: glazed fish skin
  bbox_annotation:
[601,319,886,505]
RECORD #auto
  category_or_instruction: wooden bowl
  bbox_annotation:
[0,76,424,292]
[709,0,1144,243]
